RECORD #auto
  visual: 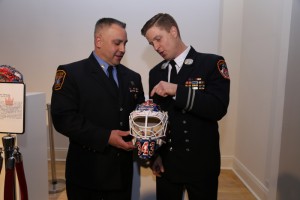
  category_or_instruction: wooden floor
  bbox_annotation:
[48,161,256,200]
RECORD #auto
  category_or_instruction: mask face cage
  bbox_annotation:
[129,100,168,159]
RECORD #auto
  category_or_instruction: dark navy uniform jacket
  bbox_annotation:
[51,53,145,190]
[149,47,230,182]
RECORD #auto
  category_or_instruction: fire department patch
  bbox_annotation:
[217,60,230,79]
[54,70,66,90]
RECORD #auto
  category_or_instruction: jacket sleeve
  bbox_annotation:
[50,65,111,152]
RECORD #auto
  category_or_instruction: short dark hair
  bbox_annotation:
[94,18,126,36]
[141,13,180,38]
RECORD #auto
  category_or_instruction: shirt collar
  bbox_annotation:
[173,45,191,68]
[93,51,109,71]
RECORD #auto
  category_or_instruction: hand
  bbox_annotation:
[108,130,135,151]
[151,156,164,177]
[150,81,177,97]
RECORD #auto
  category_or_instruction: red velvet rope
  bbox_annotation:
[15,161,28,200]
[3,154,28,200]
[4,168,15,200]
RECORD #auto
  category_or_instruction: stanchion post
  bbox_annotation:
[46,104,65,194]
[2,134,16,200]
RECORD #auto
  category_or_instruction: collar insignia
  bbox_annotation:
[161,62,168,69]
[184,59,193,65]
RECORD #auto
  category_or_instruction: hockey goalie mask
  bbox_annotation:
[0,65,23,83]
[129,100,168,159]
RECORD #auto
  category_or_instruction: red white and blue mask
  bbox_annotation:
[129,100,168,159]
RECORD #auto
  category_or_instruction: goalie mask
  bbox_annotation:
[0,65,23,83]
[129,99,168,159]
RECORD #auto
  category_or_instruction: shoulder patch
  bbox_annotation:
[217,60,230,79]
[54,70,66,90]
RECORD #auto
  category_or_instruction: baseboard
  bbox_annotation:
[232,157,268,200]
[221,155,234,169]
[221,156,268,199]
[48,147,67,161]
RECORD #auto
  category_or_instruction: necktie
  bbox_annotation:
[107,66,118,89]
[169,60,178,83]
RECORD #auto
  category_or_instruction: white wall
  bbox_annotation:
[232,0,293,199]
[276,0,300,199]
[219,0,244,168]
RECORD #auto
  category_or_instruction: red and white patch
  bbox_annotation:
[217,60,230,79]
[54,70,66,90]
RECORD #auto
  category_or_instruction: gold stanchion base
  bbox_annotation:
[48,179,66,194]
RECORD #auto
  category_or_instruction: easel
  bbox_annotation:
[0,65,28,200]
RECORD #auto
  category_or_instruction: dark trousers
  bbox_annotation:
[156,175,218,200]
[66,181,132,200]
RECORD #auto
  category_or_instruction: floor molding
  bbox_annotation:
[221,155,234,169]
[232,157,268,200]
[48,147,67,161]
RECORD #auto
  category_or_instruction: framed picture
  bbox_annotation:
[0,82,25,134]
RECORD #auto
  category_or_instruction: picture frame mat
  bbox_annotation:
[0,82,25,134]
